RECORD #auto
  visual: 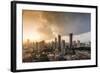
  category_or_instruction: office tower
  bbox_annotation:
[35,42,39,51]
[58,34,61,50]
[39,40,45,51]
[55,38,57,49]
[26,39,30,48]
[73,41,77,48]
[88,41,91,47]
[77,40,80,48]
[69,33,73,48]
[51,41,55,49]
[61,40,66,55]
[62,40,65,49]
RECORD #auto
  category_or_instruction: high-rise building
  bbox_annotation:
[55,38,57,49]
[26,39,30,48]
[61,40,66,55]
[62,40,66,49]
[77,40,80,48]
[73,41,77,48]
[58,35,61,50]
[51,41,55,49]
[35,42,38,51]
[69,33,73,48]
[39,40,45,51]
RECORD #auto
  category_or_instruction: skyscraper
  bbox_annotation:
[36,42,38,51]
[61,40,66,55]
[77,40,80,48]
[69,33,73,48]
[51,41,55,49]
[55,38,57,49]
[62,40,65,49]
[73,41,77,48]
[58,35,61,50]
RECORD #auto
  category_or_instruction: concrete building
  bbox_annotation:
[58,35,61,51]
[55,38,57,49]
[35,42,39,51]
[77,40,81,48]
[51,41,55,49]
[73,41,77,48]
[62,40,66,49]
[69,33,73,48]
[61,40,66,55]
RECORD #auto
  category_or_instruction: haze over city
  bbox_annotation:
[23,10,91,43]
[22,10,91,62]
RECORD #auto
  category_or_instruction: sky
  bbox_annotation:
[23,10,91,42]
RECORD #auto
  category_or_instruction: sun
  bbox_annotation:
[23,30,42,42]
[30,31,41,41]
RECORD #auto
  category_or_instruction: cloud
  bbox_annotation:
[23,10,91,41]
[41,11,91,35]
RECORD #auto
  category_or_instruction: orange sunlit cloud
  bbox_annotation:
[23,10,90,43]
[23,10,56,42]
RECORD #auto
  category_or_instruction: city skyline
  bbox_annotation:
[23,10,91,42]
[23,32,90,43]
[22,33,91,62]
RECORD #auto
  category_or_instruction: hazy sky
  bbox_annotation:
[23,10,91,42]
